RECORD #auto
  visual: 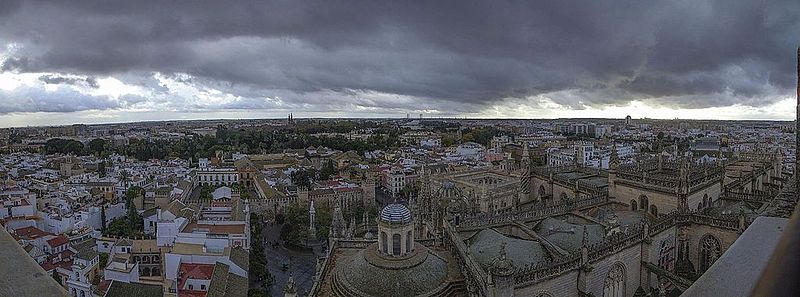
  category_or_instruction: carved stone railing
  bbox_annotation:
[336,239,376,249]
[676,212,740,230]
[457,195,609,229]
[443,221,489,296]
[514,257,581,286]
[724,190,772,202]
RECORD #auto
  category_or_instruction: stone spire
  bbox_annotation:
[308,200,316,240]
[283,274,298,297]
[609,142,619,171]
[331,205,345,238]
[346,216,356,239]
[521,143,530,163]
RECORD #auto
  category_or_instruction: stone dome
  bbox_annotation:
[380,203,412,224]
[332,244,450,297]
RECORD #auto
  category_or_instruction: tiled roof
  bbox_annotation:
[178,263,215,293]
[142,207,158,218]
[229,247,249,271]
[73,238,98,261]
[207,262,248,297]
[13,226,49,240]
[46,235,69,247]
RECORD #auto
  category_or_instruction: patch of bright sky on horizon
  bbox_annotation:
[0,68,795,128]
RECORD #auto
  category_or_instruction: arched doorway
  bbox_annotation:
[603,262,626,297]
[392,234,401,255]
[380,232,387,253]
[406,231,412,252]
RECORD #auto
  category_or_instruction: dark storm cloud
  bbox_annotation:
[0,0,798,111]
[38,74,98,88]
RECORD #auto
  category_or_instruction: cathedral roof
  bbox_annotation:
[535,217,605,253]
[468,228,551,269]
[334,244,450,297]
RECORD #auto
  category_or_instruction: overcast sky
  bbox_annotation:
[0,1,798,127]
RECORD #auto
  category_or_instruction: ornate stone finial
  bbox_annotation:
[499,241,508,259]
[283,274,297,294]
[490,241,515,277]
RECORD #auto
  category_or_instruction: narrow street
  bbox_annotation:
[256,219,324,296]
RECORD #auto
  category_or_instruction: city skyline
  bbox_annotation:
[1,2,799,297]
[0,1,799,127]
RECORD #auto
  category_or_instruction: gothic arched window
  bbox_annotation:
[658,238,675,271]
[703,194,709,209]
[699,235,721,273]
[538,185,546,198]
[630,200,637,211]
[650,205,658,217]
[603,262,626,297]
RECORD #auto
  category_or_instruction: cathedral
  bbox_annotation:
[304,51,800,297]
[308,146,794,296]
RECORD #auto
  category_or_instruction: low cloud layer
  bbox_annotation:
[0,0,798,120]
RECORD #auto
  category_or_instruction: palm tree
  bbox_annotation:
[120,170,130,189]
